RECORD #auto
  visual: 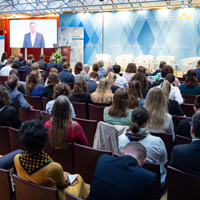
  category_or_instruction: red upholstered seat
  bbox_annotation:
[24,95,42,110]
[18,107,41,122]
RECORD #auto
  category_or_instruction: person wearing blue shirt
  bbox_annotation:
[57,56,68,69]
[47,57,57,69]
[8,75,32,110]
[25,71,45,97]
[97,60,108,75]
[45,83,75,118]
[149,61,166,76]
[58,62,74,84]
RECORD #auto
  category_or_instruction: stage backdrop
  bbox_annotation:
[104,8,196,70]
[59,13,102,66]
[58,27,84,65]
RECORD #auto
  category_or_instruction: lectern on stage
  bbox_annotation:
[61,46,71,63]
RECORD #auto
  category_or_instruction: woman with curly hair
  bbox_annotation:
[104,88,133,126]
[69,79,90,103]
[15,119,88,200]
[122,63,137,82]
[180,69,200,95]
[43,73,60,100]
[131,72,149,98]
[0,85,21,129]
[128,80,145,109]
[46,83,75,117]
[90,77,113,106]
[25,70,45,96]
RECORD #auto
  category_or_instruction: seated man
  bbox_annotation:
[87,142,159,200]
[152,67,169,87]
[97,60,108,75]
[47,56,57,69]
[183,60,200,79]
[13,53,26,67]
[150,61,166,77]
[58,62,74,84]
[57,56,68,69]
[0,58,13,76]
[8,75,32,110]
[36,54,47,69]
[113,65,128,88]
[171,112,200,175]
[86,72,98,93]
[74,64,90,83]
[18,59,32,81]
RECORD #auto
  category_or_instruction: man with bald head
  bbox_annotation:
[13,53,26,68]
[74,64,90,82]
[87,142,159,200]
[47,56,57,69]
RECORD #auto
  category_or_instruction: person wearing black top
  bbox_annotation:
[36,54,47,69]
[152,68,169,87]
[0,85,21,129]
[177,95,200,138]
[86,72,98,93]
[43,72,60,100]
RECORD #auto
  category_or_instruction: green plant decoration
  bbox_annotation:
[49,49,62,63]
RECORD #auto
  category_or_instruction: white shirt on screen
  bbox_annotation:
[31,33,36,47]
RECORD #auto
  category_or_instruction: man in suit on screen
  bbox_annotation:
[23,22,45,48]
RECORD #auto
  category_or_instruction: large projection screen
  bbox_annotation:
[10,19,57,48]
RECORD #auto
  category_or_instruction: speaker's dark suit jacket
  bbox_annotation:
[87,154,159,200]
[23,32,45,48]
[170,140,200,175]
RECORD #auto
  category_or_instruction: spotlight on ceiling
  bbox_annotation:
[42,10,45,15]
[73,9,76,14]
[112,6,116,12]
[188,1,193,8]
[180,1,185,8]
[60,9,63,15]
[99,7,103,13]
[138,4,143,11]
[130,5,134,11]
[54,10,57,15]
[83,9,86,14]
[36,12,39,16]
[0,14,3,19]
[167,2,172,9]
[31,12,34,16]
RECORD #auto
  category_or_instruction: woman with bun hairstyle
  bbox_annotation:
[180,69,200,95]
[161,80,185,116]
[119,106,167,188]
[177,95,200,138]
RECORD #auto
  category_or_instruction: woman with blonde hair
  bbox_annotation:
[128,80,145,109]
[107,72,119,93]
[144,87,175,141]
[25,70,45,96]
[45,95,88,148]
[161,80,184,116]
[90,77,113,106]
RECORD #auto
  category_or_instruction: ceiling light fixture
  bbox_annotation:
[73,9,76,14]
[42,10,45,15]
[31,12,34,16]
[188,1,193,8]
[138,4,143,11]
[0,14,3,19]
[99,7,103,13]
[83,9,86,14]
[60,9,63,15]
[130,5,134,11]
[112,6,116,12]
[36,12,39,16]
[167,2,172,9]
[180,1,185,8]
[54,10,57,15]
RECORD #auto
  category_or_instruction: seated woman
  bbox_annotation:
[180,69,200,95]
[165,65,180,87]
[161,80,184,116]
[14,119,88,200]
[128,80,145,109]
[25,71,45,97]
[131,72,149,98]
[107,72,120,94]
[1,52,7,65]
[118,106,167,188]
[144,87,175,141]
[0,85,21,129]
[122,63,137,82]
[45,95,88,146]
[90,77,113,106]
[46,83,75,118]
[103,88,132,126]
[92,63,103,80]
[43,73,60,100]
[69,79,91,103]
[73,62,83,76]
[45,68,59,86]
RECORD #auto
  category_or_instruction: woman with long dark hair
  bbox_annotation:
[180,69,200,95]
[45,95,88,148]
[1,52,7,65]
